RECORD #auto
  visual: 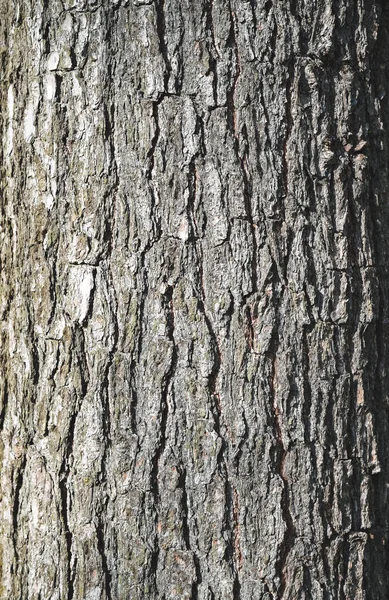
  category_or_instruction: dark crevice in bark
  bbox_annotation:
[199,296,223,441]
[100,270,118,454]
[289,0,309,56]
[282,222,294,286]
[268,284,296,598]
[148,543,159,598]
[0,377,8,432]
[233,574,242,600]
[365,14,389,586]
[274,405,296,600]
[58,327,90,600]
[340,536,351,600]
[130,380,139,435]
[205,0,220,58]
[74,326,90,397]
[226,9,258,297]
[223,481,237,574]
[136,251,150,370]
[289,0,298,16]
[350,455,362,532]
[82,269,97,328]
[241,154,258,298]
[269,14,278,63]
[178,467,191,549]
[204,0,219,106]
[226,3,240,140]
[264,0,272,16]
[155,0,171,92]
[45,235,59,330]
[301,229,316,445]
[187,156,201,241]
[303,564,312,594]
[149,284,178,580]
[196,245,222,423]
[103,12,119,257]
[41,0,51,56]
[281,61,294,215]
[247,0,258,36]
[197,243,245,585]
[302,324,313,446]
[232,411,249,474]
[100,8,119,469]
[208,586,216,600]
[59,413,76,600]
[218,480,242,597]
[243,304,255,352]
[146,99,161,180]
[232,486,242,595]
[103,98,116,163]
[12,453,27,574]
[31,336,40,387]
[191,553,202,600]
[96,520,112,600]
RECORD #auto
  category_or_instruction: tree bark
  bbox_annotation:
[1,0,389,598]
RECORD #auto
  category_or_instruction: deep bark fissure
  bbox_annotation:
[232,487,243,596]
[226,7,259,298]
[273,370,297,599]
[226,4,240,140]
[204,0,219,106]
[149,284,178,584]
[59,413,77,600]
[58,327,90,600]
[365,14,389,586]
[96,519,113,600]
[268,282,296,597]
[12,454,27,576]
[0,376,8,431]
[187,159,200,241]
[155,0,171,92]
[146,100,161,180]
[281,61,294,212]
[197,244,245,585]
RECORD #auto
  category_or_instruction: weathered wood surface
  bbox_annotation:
[1,1,389,598]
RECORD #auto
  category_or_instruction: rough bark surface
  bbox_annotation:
[1,1,389,598]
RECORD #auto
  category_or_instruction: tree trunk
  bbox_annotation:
[1,0,389,598]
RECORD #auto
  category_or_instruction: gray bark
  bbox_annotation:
[1,0,389,598]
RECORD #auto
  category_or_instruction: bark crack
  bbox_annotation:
[226,5,241,141]
[59,412,76,600]
[59,326,90,600]
[150,284,178,584]
[155,0,171,92]
[204,0,219,106]
[146,99,161,181]
[12,453,27,580]
[232,487,243,598]
[271,353,296,599]
[226,8,258,297]
[281,62,294,210]
[96,519,112,600]
[197,247,243,589]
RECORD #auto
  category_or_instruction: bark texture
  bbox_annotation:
[1,0,389,598]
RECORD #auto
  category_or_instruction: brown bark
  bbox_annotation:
[1,1,389,598]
